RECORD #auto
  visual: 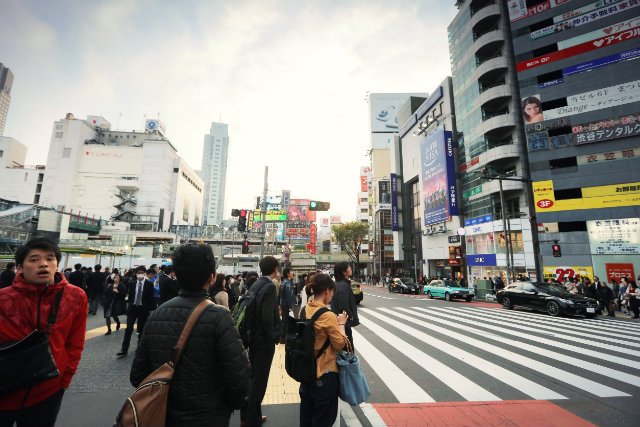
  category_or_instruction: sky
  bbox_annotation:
[0,0,457,222]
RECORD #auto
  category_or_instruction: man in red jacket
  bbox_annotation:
[0,238,88,427]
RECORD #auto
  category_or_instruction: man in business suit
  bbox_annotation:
[240,256,282,427]
[117,265,155,358]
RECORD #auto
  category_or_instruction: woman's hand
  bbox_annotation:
[337,311,348,326]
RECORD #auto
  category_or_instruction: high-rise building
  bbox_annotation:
[509,0,640,282]
[448,1,538,286]
[200,122,229,226]
[40,114,203,231]
[0,64,14,136]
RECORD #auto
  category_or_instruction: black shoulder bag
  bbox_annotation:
[0,288,64,398]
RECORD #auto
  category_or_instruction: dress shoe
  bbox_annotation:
[116,351,127,358]
[116,321,121,331]
[262,416,267,423]
[104,331,112,336]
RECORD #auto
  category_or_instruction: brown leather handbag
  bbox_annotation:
[114,299,213,427]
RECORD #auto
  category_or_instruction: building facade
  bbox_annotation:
[509,0,640,283]
[200,122,229,225]
[0,136,43,205]
[0,64,13,136]
[448,0,538,288]
[40,115,203,231]
[395,78,465,282]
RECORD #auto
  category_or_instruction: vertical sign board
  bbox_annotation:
[390,173,399,231]
[378,181,391,209]
[309,223,317,255]
[605,263,636,283]
[421,129,458,226]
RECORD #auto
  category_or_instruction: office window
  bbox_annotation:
[63,148,71,158]
[55,132,64,139]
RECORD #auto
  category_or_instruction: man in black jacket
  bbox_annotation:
[87,264,108,315]
[0,262,15,288]
[240,256,281,427]
[331,262,359,349]
[117,265,155,357]
[158,265,179,304]
[68,263,86,293]
[130,244,250,427]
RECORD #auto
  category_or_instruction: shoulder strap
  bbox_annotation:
[43,288,64,334]
[171,299,214,367]
[308,307,331,359]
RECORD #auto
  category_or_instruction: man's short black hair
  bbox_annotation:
[135,266,146,273]
[94,264,102,271]
[259,256,279,276]
[74,263,82,270]
[146,268,155,276]
[164,266,174,275]
[334,262,350,279]
[283,267,291,278]
[172,244,216,292]
[15,238,61,267]
[6,262,15,270]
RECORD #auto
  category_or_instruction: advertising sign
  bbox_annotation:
[390,173,399,231]
[533,1,638,40]
[281,190,291,212]
[464,214,493,227]
[544,79,640,121]
[360,166,371,192]
[369,93,424,133]
[264,210,287,222]
[288,199,316,222]
[588,218,640,255]
[533,180,640,212]
[420,130,458,226]
[516,22,640,71]
[509,0,569,23]
[309,223,317,255]
[563,47,640,76]
[577,147,639,165]
[378,181,391,209]
[322,218,329,226]
[605,263,636,283]
[574,113,640,145]
[466,254,497,267]
[330,215,342,224]
[247,210,254,230]
[543,266,594,282]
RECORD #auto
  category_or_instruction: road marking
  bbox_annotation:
[359,314,500,401]
[447,306,640,348]
[351,329,434,403]
[360,308,566,400]
[387,307,629,398]
[359,403,387,427]
[422,306,640,388]
[365,294,396,300]
[340,400,363,427]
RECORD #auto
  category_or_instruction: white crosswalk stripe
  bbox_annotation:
[353,305,639,404]
[365,293,396,300]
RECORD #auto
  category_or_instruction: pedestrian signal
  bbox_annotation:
[238,209,247,231]
[242,239,249,254]
[552,244,561,257]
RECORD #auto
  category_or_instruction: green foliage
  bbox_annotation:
[331,221,369,265]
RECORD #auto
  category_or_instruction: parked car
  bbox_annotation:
[496,281,598,318]
[388,278,420,294]
[424,279,474,302]
[351,281,363,304]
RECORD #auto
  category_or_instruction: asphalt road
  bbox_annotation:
[57,285,640,426]
[353,284,640,427]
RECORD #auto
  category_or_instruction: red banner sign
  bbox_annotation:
[605,263,636,282]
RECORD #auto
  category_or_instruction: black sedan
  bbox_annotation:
[388,278,420,294]
[496,281,598,318]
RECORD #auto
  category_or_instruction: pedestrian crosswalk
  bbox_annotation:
[365,293,397,300]
[353,305,640,403]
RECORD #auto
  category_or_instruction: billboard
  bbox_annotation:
[390,173,399,231]
[369,93,426,133]
[543,266,594,282]
[288,199,316,222]
[533,180,640,212]
[360,166,371,192]
[378,180,391,209]
[420,130,458,226]
[330,215,342,224]
[605,263,636,283]
[587,218,640,255]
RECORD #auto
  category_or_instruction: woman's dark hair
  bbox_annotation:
[283,268,291,278]
[259,256,279,276]
[15,238,62,267]
[334,262,350,279]
[172,244,216,292]
[522,96,542,121]
[305,271,317,285]
[210,273,226,295]
[305,273,335,298]
[246,276,258,288]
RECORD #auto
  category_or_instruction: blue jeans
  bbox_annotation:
[299,372,339,427]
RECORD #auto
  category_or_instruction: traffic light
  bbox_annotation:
[309,201,330,211]
[231,209,241,217]
[242,239,249,254]
[552,244,562,257]
[238,209,247,231]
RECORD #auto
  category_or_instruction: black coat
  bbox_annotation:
[104,283,127,317]
[597,286,614,303]
[130,292,251,427]
[584,284,597,299]
[127,279,156,312]
[87,271,108,298]
[250,277,281,346]
[159,275,180,305]
[68,270,86,291]
[330,278,360,327]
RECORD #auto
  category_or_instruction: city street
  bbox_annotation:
[59,285,640,427]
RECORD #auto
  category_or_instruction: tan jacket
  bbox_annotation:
[303,300,349,379]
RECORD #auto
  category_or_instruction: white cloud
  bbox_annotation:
[3,0,456,221]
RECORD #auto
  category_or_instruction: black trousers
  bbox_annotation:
[280,305,290,341]
[0,388,65,427]
[299,372,339,427]
[241,342,275,427]
[120,305,148,353]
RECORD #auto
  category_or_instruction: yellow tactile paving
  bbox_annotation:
[86,325,109,340]
[263,344,301,405]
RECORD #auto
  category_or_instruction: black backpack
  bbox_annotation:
[232,280,268,348]
[285,306,331,383]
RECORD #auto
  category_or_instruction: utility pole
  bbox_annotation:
[497,178,511,287]
[259,166,268,258]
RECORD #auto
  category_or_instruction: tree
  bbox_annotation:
[331,221,369,275]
